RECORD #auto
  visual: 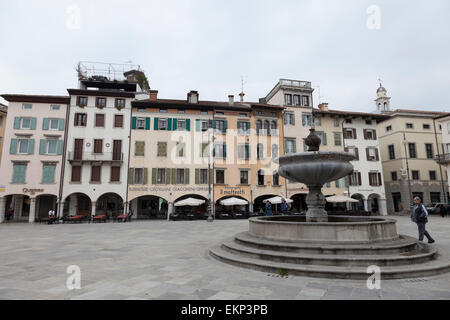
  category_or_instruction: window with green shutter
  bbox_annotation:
[12,164,27,183]
[42,164,56,183]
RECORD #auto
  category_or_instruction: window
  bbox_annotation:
[302,114,312,126]
[293,95,300,105]
[315,117,321,126]
[91,166,101,182]
[215,120,226,133]
[408,143,417,158]
[285,139,296,154]
[365,119,372,125]
[158,118,167,130]
[93,139,103,154]
[115,99,125,108]
[177,119,186,131]
[95,114,105,127]
[77,96,88,106]
[48,119,59,130]
[369,172,381,186]
[71,166,81,182]
[178,109,185,114]
[429,171,437,180]
[347,147,359,160]
[257,169,264,186]
[135,141,145,156]
[335,177,346,188]
[333,118,340,127]
[114,115,123,128]
[423,124,431,130]
[425,143,433,159]
[160,109,168,113]
[365,129,375,140]
[200,111,208,115]
[240,170,249,184]
[349,171,361,186]
[345,119,352,124]
[386,125,392,132]
[157,168,166,184]
[74,113,87,126]
[284,94,292,105]
[257,143,264,159]
[137,117,146,129]
[22,104,32,110]
[391,171,398,181]
[388,145,395,160]
[214,143,226,158]
[199,169,208,184]
[12,164,27,183]
[42,164,56,183]
[256,120,262,134]
[237,121,250,135]
[157,142,167,157]
[134,168,144,184]
[316,131,327,145]
[273,172,280,186]
[271,144,279,159]
[284,113,295,125]
[176,169,185,184]
[111,167,120,182]
[412,170,420,180]
[96,97,106,108]
[368,148,377,161]
[240,113,248,117]
[344,128,355,139]
[18,139,30,154]
[334,132,341,146]
[238,144,250,160]
[215,169,225,184]
[406,123,413,129]
[46,139,57,155]
[20,117,32,129]
[201,120,209,131]
[301,95,310,106]
[430,192,441,204]
[50,105,60,110]
[200,143,209,158]
[216,111,224,115]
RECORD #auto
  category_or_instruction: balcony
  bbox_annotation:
[435,153,450,165]
[68,152,124,164]
[280,79,312,88]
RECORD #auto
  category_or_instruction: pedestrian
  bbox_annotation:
[439,204,447,218]
[48,208,56,224]
[281,199,288,215]
[265,201,273,216]
[411,196,435,243]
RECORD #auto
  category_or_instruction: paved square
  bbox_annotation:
[0,216,449,300]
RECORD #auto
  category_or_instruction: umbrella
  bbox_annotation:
[326,195,359,203]
[220,197,248,206]
[174,198,205,207]
[264,196,293,204]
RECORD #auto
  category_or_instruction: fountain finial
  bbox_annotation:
[304,128,321,151]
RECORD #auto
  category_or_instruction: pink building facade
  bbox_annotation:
[0,95,69,223]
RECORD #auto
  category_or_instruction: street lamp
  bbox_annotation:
[402,133,413,213]
[204,126,214,222]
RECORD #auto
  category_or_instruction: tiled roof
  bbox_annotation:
[1,94,69,104]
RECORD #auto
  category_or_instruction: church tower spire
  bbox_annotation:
[375,80,391,112]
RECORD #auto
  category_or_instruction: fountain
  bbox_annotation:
[210,129,450,279]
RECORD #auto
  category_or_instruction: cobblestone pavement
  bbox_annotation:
[0,215,449,300]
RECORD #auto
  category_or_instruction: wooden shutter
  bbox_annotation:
[10,139,18,154]
[43,118,49,130]
[28,139,35,154]
[72,166,81,182]
[363,129,367,139]
[352,128,356,139]
[378,172,382,186]
[172,118,177,131]
[171,168,176,184]
[31,118,36,130]
[373,130,377,140]
[74,139,83,160]
[184,168,190,184]
[115,115,124,128]
[195,168,199,184]
[143,168,148,184]
[354,148,359,160]
[59,119,65,131]
[113,140,122,160]
[91,166,101,182]
[57,140,63,155]
[154,117,159,130]
[186,119,190,131]
[145,117,151,130]
[39,140,46,155]
[95,114,105,127]
[375,148,379,161]
[94,139,103,153]
[152,168,157,184]
[128,168,134,184]
[369,173,373,186]
[358,172,362,186]
[14,117,20,129]
[111,167,120,182]
[366,148,370,161]
[132,117,137,129]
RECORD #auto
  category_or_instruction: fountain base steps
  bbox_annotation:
[209,232,450,280]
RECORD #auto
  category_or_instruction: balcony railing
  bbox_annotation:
[68,152,124,162]
[435,153,450,165]
[256,128,278,136]
[280,79,312,88]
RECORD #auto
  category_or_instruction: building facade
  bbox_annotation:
[0,103,7,166]
[262,79,314,212]
[60,79,135,219]
[375,86,448,214]
[435,113,450,201]
[0,95,69,223]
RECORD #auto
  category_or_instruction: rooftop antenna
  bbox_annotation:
[378,77,383,87]
[313,85,324,104]
[239,76,247,102]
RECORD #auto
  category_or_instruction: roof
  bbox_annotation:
[1,94,70,104]
[384,109,448,117]
[67,89,135,98]
[0,103,7,113]
[434,112,450,120]
[132,98,284,112]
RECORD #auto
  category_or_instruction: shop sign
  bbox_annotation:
[22,188,44,196]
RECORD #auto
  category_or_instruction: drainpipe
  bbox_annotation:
[125,99,133,216]
[58,100,71,218]
[433,119,448,204]
[341,119,351,201]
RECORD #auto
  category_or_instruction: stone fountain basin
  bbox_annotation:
[276,151,356,185]
[248,216,398,244]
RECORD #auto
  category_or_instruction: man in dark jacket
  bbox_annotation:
[412,196,435,243]
[439,204,447,218]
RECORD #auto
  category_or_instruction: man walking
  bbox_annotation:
[411,196,435,243]
[281,199,288,215]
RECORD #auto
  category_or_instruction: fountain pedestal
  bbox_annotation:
[305,185,328,222]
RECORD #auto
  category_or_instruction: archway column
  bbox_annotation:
[14,195,23,221]
[363,199,369,212]
[0,197,5,223]
[168,202,174,221]
[57,200,64,218]
[379,198,388,216]
[28,197,36,223]
[91,202,96,217]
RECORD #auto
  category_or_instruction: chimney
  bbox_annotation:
[318,103,329,111]
[228,95,234,105]
[239,92,245,102]
[149,90,158,101]
[187,90,199,104]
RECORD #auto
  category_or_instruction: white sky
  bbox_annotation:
[0,0,449,112]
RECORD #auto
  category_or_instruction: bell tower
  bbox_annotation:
[375,81,391,112]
